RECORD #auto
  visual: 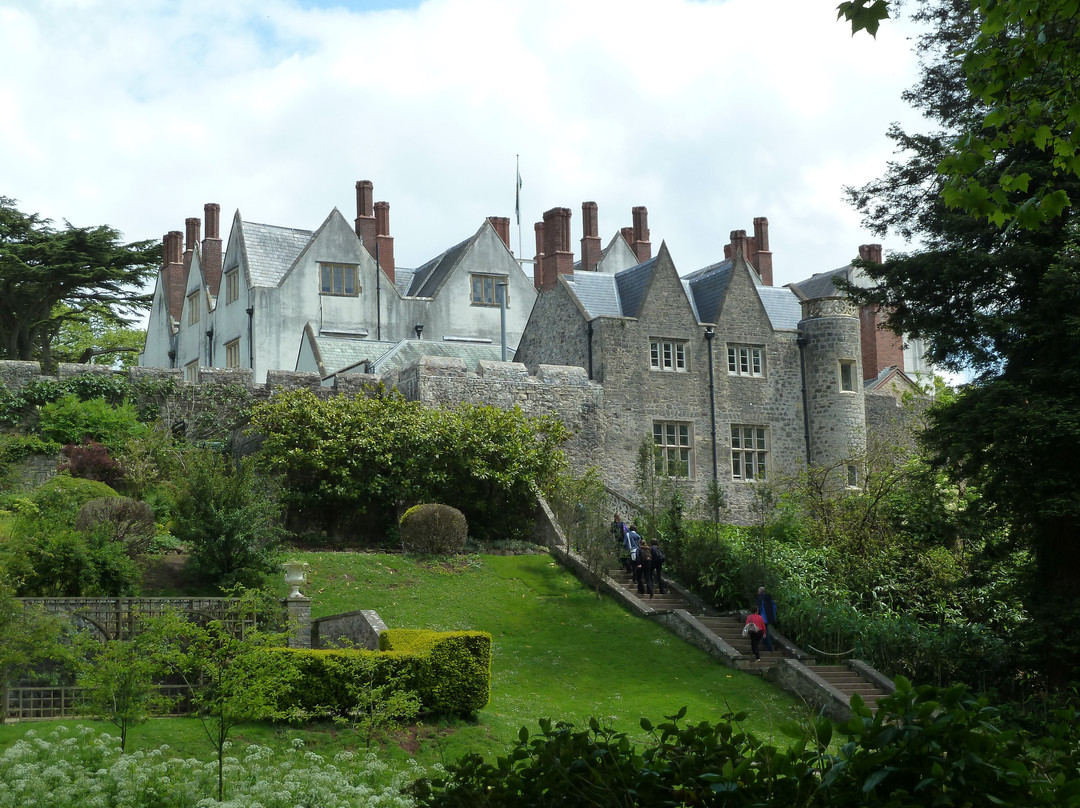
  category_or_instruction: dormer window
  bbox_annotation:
[320,263,359,296]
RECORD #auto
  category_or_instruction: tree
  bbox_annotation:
[0,583,68,721]
[840,1,1080,227]
[0,197,160,367]
[843,0,1080,685]
[550,467,616,597]
[170,450,285,590]
[76,634,171,751]
[147,591,295,802]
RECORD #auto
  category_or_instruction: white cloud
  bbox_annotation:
[0,0,927,286]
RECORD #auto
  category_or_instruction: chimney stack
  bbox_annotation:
[631,206,651,261]
[752,217,773,285]
[580,201,601,271]
[202,203,223,295]
[724,229,749,261]
[183,217,199,280]
[538,207,574,291]
[374,200,395,284]
[354,180,377,255]
[858,244,883,264]
[164,230,185,323]
[488,216,511,250]
[621,226,635,253]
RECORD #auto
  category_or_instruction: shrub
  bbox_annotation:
[171,450,285,589]
[75,496,155,557]
[276,630,491,718]
[28,474,118,527]
[59,440,125,488]
[3,525,139,596]
[36,394,145,450]
[400,504,468,555]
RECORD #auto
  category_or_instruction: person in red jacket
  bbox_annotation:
[744,607,766,662]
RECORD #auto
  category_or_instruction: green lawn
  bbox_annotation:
[1,551,808,768]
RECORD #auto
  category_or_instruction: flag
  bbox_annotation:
[515,158,522,226]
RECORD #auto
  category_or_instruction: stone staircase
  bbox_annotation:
[606,565,894,718]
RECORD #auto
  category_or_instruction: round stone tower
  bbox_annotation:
[798,296,867,483]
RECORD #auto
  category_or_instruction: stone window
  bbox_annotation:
[846,464,860,488]
[225,269,239,304]
[727,344,764,377]
[839,359,857,391]
[320,263,359,296]
[470,274,507,306]
[225,339,240,369]
[187,291,200,325]
[650,339,688,372]
[184,360,198,384]
[653,421,692,477]
[731,425,768,481]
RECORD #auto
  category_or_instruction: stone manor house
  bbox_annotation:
[139,182,928,521]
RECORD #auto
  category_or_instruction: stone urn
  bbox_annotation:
[284,561,309,598]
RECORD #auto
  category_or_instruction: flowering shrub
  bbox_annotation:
[0,725,423,807]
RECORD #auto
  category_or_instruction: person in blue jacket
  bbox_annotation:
[757,586,777,652]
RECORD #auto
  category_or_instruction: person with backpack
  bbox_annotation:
[744,607,766,661]
[757,586,778,652]
[630,530,652,596]
[649,538,666,596]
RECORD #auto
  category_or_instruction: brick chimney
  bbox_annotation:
[538,207,574,291]
[854,243,902,379]
[752,216,773,286]
[488,216,511,250]
[724,229,749,261]
[374,200,395,285]
[202,203,223,296]
[580,201,601,271]
[631,206,651,261]
[183,217,199,272]
[858,243,883,264]
[163,230,185,323]
[533,221,545,288]
[621,226,635,252]
[354,180,376,255]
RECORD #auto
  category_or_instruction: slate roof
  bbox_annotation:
[790,265,851,300]
[307,334,399,376]
[406,236,472,297]
[241,220,313,288]
[615,258,656,318]
[758,285,804,330]
[371,340,503,373]
[683,259,734,323]
[563,272,622,318]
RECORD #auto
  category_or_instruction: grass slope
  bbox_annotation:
[1,552,807,767]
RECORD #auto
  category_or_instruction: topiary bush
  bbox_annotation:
[28,474,119,527]
[399,504,468,555]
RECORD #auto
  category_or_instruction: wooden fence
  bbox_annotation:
[2,684,193,722]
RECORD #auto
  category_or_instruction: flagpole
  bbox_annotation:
[515,154,522,263]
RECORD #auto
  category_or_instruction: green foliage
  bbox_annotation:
[2,521,140,597]
[415,680,1080,807]
[0,583,69,721]
[250,389,568,544]
[76,635,172,751]
[170,450,285,590]
[399,503,469,555]
[26,474,118,526]
[0,196,160,365]
[143,590,296,801]
[380,629,492,716]
[74,496,155,557]
[548,467,615,594]
[37,393,145,449]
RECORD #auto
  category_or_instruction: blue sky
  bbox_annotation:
[0,0,926,287]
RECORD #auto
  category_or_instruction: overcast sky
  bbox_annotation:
[0,0,926,289]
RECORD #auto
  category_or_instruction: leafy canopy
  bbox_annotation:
[0,196,160,365]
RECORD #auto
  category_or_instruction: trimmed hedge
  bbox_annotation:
[272,629,491,718]
[399,503,469,555]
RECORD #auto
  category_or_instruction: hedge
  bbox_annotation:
[271,629,491,718]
